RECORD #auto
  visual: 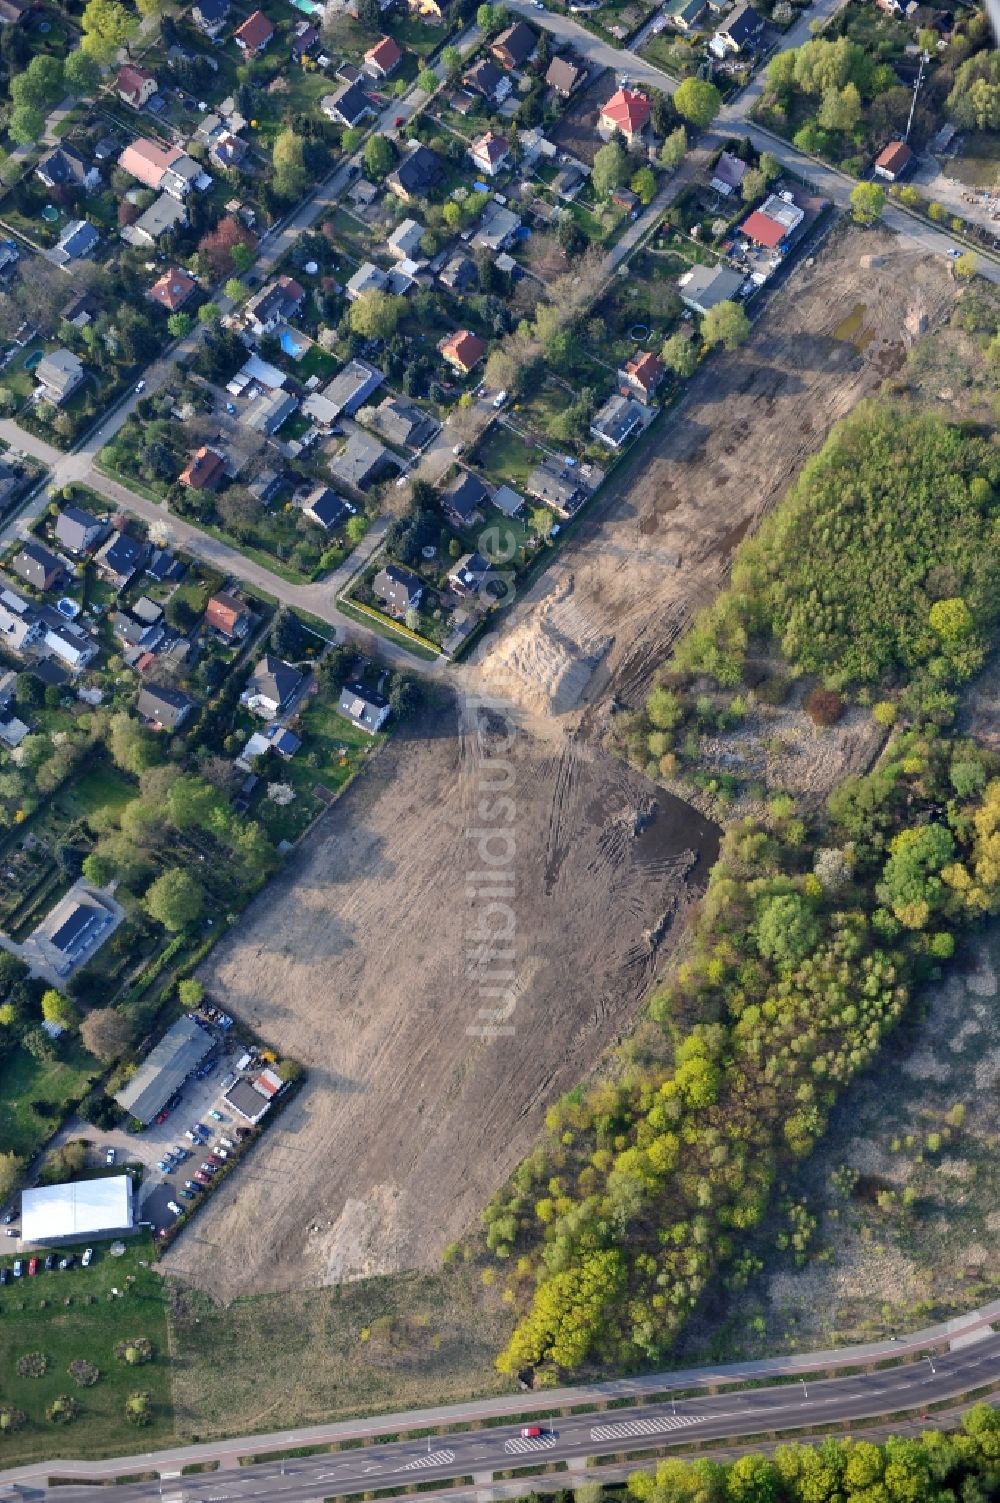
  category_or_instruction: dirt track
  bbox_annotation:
[165,699,717,1299]
[478,224,956,722]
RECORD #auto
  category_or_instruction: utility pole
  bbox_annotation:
[905,50,929,142]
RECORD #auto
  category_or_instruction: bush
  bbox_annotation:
[47,1394,79,1423]
[0,1406,26,1433]
[124,1391,153,1425]
[116,1337,152,1365]
[68,1358,100,1386]
[16,1351,49,1377]
[804,685,844,726]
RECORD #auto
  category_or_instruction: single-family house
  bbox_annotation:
[116,64,158,109]
[367,395,437,450]
[590,392,649,449]
[328,433,392,490]
[491,483,524,518]
[179,446,226,491]
[0,589,43,653]
[149,268,196,312]
[248,467,285,506]
[373,563,423,617]
[740,192,804,248]
[55,504,103,555]
[449,550,492,595]
[407,0,443,18]
[36,145,100,192]
[387,218,425,261]
[874,140,913,181]
[463,57,511,102]
[472,200,521,251]
[710,1,764,52]
[244,389,298,435]
[12,541,62,593]
[303,485,352,530]
[126,193,188,246]
[244,655,303,717]
[546,56,585,96]
[323,359,384,416]
[491,19,536,69]
[209,130,246,170]
[60,293,97,328]
[234,9,274,54]
[290,19,320,58]
[710,150,748,196]
[364,34,402,77]
[338,681,390,733]
[599,87,650,143]
[387,141,442,203]
[619,351,665,401]
[137,683,195,732]
[119,138,200,198]
[665,0,706,27]
[526,458,585,517]
[323,80,375,127]
[51,219,100,267]
[679,261,745,312]
[145,548,185,584]
[205,591,251,639]
[244,275,306,336]
[469,130,510,179]
[95,530,145,591]
[192,0,229,36]
[439,329,485,375]
[35,349,85,406]
[346,261,389,300]
[439,251,478,292]
[42,611,98,670]
[441,470,487,527]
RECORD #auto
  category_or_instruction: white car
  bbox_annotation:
[167,1201,182,1216]
[105,1147,116,1165]
[81,1247,93,1267]
[492,389,508,409]
[135,380,146,393]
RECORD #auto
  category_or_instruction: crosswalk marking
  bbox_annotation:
[400,1448,457,1471]
[503,1433,559,1455]
[590,1413,705,1442]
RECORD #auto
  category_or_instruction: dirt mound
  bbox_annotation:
[478,574,612,717]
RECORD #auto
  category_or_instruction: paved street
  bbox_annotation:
[1,1315,998,1502]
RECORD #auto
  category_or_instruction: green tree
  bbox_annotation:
[756,892,820,968]
[592,139,628,197]
[363,133,396,180]
[442,45,462,76]
[145,868,204,932]
[954,251,978,279]
[701,300,750,351]
[166,311,192,339]
[124,1392,152,1426]
[230,241,255,275]
[80,1008,133,1062]
[8,105,45,145]
[816,80,861,132]
[0,1150,23,1203]
[417,67,438,93]
[41,989,77,1032]
[108,711,158,776]
[177,978,204,1009]
[12,54,64,110]
[849,181,885,226]
[674,76,721,129]
[197,301,221,326]
[80,0,137,61]
[661,332,697,378]
[631,166,656,205]
[224,277,247,303]
[272,127,308,200]
[878,822,955,929]
[348,288,404,339]
[660,125,687,170]
[741,166,766,202]
[929,596,974,643]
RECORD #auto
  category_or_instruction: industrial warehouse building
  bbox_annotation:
[115,1014,214,1125]
[21,1174,135,1245]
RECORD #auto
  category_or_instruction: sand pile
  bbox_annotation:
[479,574,612,716]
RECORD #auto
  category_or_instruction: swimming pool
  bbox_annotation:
[279,328,308,358]
[23,349,43,371]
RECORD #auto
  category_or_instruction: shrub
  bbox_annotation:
[68,1358,100,1386]
[16,1351,49,1378]
[804,685,844,726]
[115,1337,153,1365]
[124,1391,153,1426]
[0,1406,26,1433]
[47,1394,79,1424]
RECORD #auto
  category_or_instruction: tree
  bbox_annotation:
[363,133,396,180]
[197,301,221,326]
[272,128,308,201]
[167,311,192,339]
[0,1150,23,1203]
[124,1392,153,1426]
[485,347,519,394]
[849,181,885,226]
[349,288,404,340]
[80,1008,133,1062]
[674,76,720,129]
[230,241,255,275]
[700,300,750,351]
[741,166,766,203]
[80,0,137,61]
[417,67,438,93]
[631,166,656,205]
[660,125,687,171]
[12,54,64,110]
[592,140,628,198]
[8,105,45,146]
[224,277,247,303]
[177,978,204,1009]
[756,892,820,968]
[198,215,255,277]
[356,0,380,27]
[41,990,77,1032]
[661,332,697,378]
[108,711,158,776]
[145,868,204,931]
[530,505,554,539]
[442,46,462,76]
[955,251,978,279]
[817,81,861,133]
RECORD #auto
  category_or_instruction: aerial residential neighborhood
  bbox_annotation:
[0,0,997,1484]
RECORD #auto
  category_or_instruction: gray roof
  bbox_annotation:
[12,541,62,590]
[368,396,437,450]
[338,681,389,733]
[55,505,101,553]
[374,563,422,614]
[679,261,745,310]
[137,683,195,730]
[323,359,384,417]
[244,389,298,434]
[442,470,488,521]
[327,80,373,124]
[346,262,388,299]
[591,392,648,447]
[329,433,390,490]
[132,193,187,240]
[388,142,441,197]
[115,1015,214,1124]
[249,653,302,708]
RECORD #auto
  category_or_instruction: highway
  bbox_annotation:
[15,1330,999,1503]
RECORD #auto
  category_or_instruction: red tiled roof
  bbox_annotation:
[206,592,246,633]
[600,87,650,135]
[472,129,508,164]
[180,447,225,490]
[149,268,196,312]
[439,329,485,371]
[626,351,664,392]
[875,140,912,175]
[119,138,183,189]
[234,9,274,48]
[117,65,155,98]
[740,208,786,248]
[365,34,402,71]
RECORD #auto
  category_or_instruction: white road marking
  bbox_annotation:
[399,1449,457,1471]
[590,1414,705,1442]
[503,1434,559,1455]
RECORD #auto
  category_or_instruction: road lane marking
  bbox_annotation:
[503,1434,559,1455]
[399,1449,457,1471]
[590,1415,705,1441]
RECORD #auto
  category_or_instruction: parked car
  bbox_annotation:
[214,1147,229,1160]
[0,1267,8,1284]
[5,1228,15,1237]
[156,1160,172,1174]
[209,1110,224,1122]
[200,1162,217,1175]
[219,1136,234,1149]
[167,1201,181,1216]
[193,1171,210,1185]
[184,1130,199,1143]
[27,1257,38,1276]
[135,379,146,393]
[2,1210,14,1223]
[81,1247,93,1267]
[60,1254,76,1270]
[44,1253,55,1270]
[520,1426,542,1439]
[13,1260,23,1277]
[105,1147,116,1165]
[492,389,508,409]
[179,1189,195,1201]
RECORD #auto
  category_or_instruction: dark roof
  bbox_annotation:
[338,681,389,733]
[304,486,351,529]
[250,654,302,707]
[48,900,107,954]
[492,19,536,66]
[329,80,373,124]
[137,683,195,730]
[194,0,228,19]
[36,145,91,187]
[546,56,583,93]
[115,1015,214,1124]
[389,142,442,195]
[374,563,423,613]
[464,57,506,97]
[55,504,101,551]
[98,531,144,578]
[723,1,764,39]
[12,541,62,590]
[442,470,488,521]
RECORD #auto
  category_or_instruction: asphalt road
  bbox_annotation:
[30,1332,1000,1503]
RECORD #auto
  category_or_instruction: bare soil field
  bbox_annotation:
[548,70,618,165]
[477,224,957,728]
[164,696,718,1300]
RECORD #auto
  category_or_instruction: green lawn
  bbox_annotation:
[3,341,46,403]
[0,1232,174,1466]
[471,424,540,489]
[251,693,383,843]
[52,762,136,826]
[0,1041,99,1159]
